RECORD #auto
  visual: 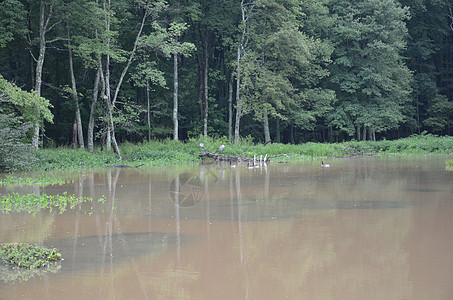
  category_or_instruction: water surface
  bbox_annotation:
[1,155,452,299]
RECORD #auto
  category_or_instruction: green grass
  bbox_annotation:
[2,134,451,172]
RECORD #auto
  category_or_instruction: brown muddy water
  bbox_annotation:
[0,155,452,300]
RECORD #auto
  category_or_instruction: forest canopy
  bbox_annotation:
[0,0,452,153]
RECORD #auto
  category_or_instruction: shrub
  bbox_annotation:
[0,113,38,172]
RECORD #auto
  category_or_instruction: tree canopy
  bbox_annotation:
[0,0,451,150]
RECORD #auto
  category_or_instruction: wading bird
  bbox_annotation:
[199,142,204,149]
[219,144,225,153]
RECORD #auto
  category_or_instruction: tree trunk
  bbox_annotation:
[234,0,248,145]
[203,39,209,138]
[263,107,271,143]
[173,43,179,141]
[104,2,148,157]
[87,6,101,153]
[87,65,101,152]
[67,26,84,149]
[198,54,204,122]
[72,118,77,149]
[276,119,280,143]
[234,45,242,144]
[228,74,233,143]
[32,0,49,149]
[146,80,151,141]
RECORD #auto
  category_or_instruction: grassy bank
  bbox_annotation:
[4,134,453,172]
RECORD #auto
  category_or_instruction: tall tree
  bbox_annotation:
[239,0,333,143]
[401,0,453,135]
[234,0,252,144]
[327,0,412,140]
[30,0,63,148]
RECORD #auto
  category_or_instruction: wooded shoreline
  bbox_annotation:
[0,134,449,173]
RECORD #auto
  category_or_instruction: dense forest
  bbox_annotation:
[0,0,452,155]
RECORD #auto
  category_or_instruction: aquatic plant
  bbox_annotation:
[0,243,62,282]
[0,243,62,269]
[0,192,105,215]
[0,175,71,186]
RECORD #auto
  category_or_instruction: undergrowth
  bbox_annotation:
[1,134,451,172]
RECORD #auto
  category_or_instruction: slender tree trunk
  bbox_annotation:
[203,40,209,138]
[276,118,280,143]
[290,125,294,144]
[72,118,78,149]
[104,0,112,153]
[103,1,148,157]
[146,80,151,141]
[198,54,204,121]
[173,43,179,140]
[87,4,101,153]
[234,0,248,144]
[103,0,122,158]
[32,0,50,149]
[111,9,148,107]
[263,108,271,143]
[234,45,241,144]
[228,74,233,143]
[67,26,84,149]
[87,65,101,152]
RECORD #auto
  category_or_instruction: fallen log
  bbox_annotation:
[106,164,144,168]
[199,151,269,163]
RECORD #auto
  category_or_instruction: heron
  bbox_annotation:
[219,144,225,153]
[199,142,204,149]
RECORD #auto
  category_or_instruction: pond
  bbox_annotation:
[1,155,452,299]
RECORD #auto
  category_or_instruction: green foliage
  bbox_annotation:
[0,0,27,48]
[0,0,451,146]
[3,135,452,172]
[35,148,120,170]
[0,175,70,186]
[0,192,104,215]
[423,94,453,133]
[0,74,53,125]
[0,243,61,269]
[240,0,333,127]
[0,112,38,172]
[328,0,412,138]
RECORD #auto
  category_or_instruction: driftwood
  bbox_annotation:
[106,164,144,168]
[199,151,269,163]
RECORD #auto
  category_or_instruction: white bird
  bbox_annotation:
[219,144,225,153]
[199,142,205,149]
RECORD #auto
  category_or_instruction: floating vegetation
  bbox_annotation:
[0,175,71,186]
[0,192,105,215]
[446,159,453,172]
[0,243,62,283]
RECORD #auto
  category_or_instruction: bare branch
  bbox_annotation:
[28,48,38,63]
[449,7,453,32]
